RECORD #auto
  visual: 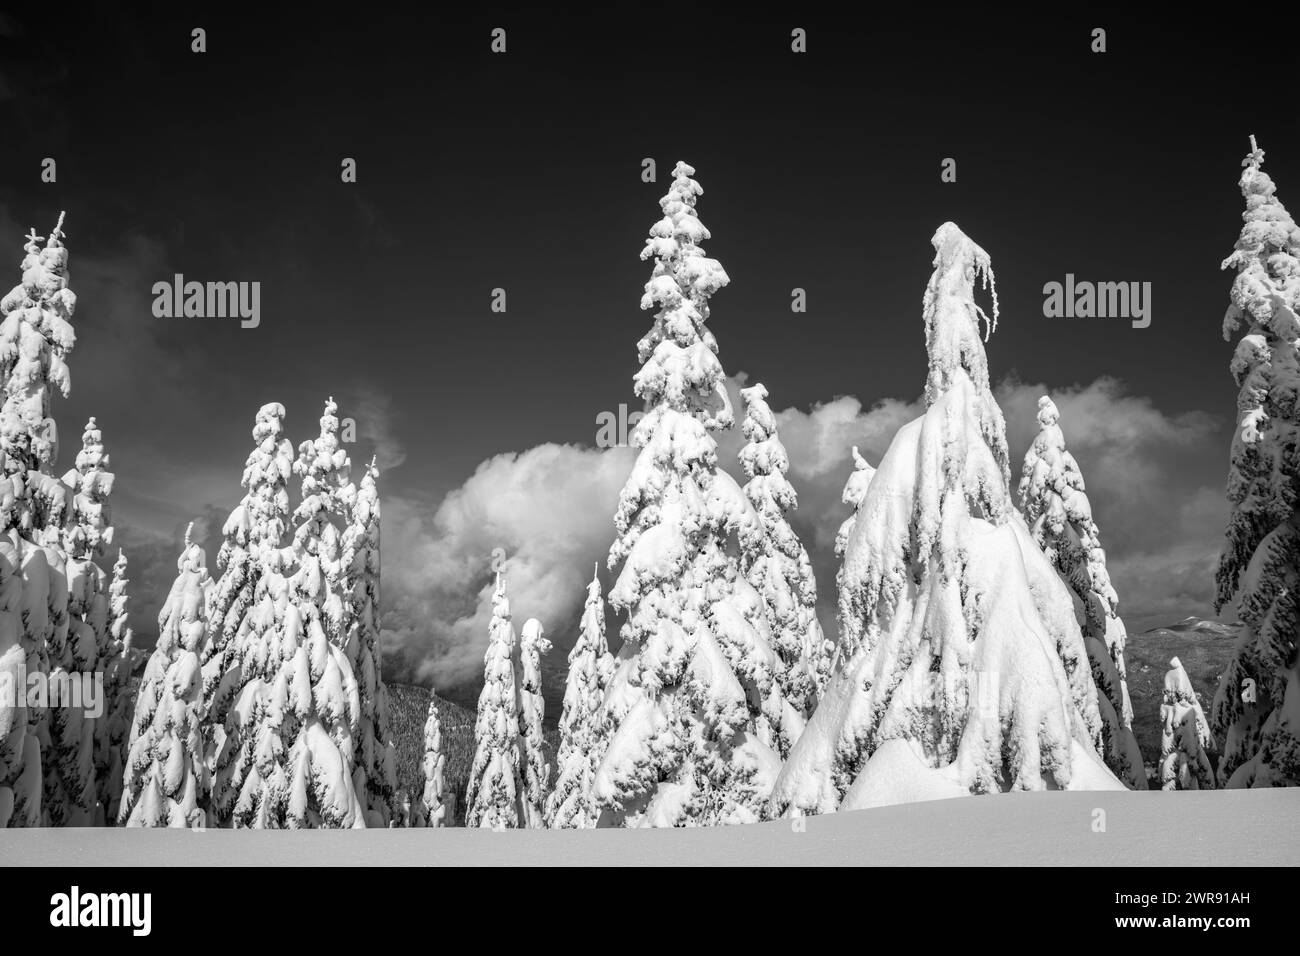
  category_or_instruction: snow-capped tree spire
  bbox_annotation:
[413,698,448,827]
[465,572,524,829]
[1160,658,1216,791]
[592,161,788,827]
[96,549,134,823]
[1211,136,1300,788]
[205,400,295,759]
[273,397,364,828]
[546,564,613,828]
[0,213,77,543]
[738,381,823,727]
[1018,395,1146,789]
[120,524,212,827]
[774,223,1117,816]
[517,617,551,828]
[342,454,400,827]
[212,400,364,828]
[42,415,119,825]
[0,213,78,827]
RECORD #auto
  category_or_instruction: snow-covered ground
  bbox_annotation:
[4,789,1294,866]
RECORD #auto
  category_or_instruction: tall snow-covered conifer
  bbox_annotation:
[96,548,133,824]
[414,699,447,827]
[517,617,551,828]
[1160,657,1216,791]
[1211,137,1300,788]
[342,457,399,826]
[1018,395,1146,789]
[465,573,523,828]
[0,215,77,827]
[210,403,296,825]
[272,398,364,827]
[592,161,789,826]
[546,566,612,828]
[120,525,212,827]
[738,382,823,725]
[42,416,117,825]
[773,223,1119,815]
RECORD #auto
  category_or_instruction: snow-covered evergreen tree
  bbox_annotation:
[825,447,875,685]
[40,416,117,825]
[465,573,523,829]
[96,551,133,824]
[739,382,823,725]
[413,698,447,827]
[1018,395,1146,789]
[546,566,612,828]
[275,398,364,827]
[210,403,296,825]
[592,161,788,827]
[215,400,364,828]
[0,214,77,827]
[517,617,551,828]
[342,457,399,827]
[1211,136,1300,788]
[773,223,1119,815]
[1160,657,1216,791]
[119,525,212,827]
[0,213,76,537]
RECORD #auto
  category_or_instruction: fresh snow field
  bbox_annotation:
[4,789,1295,866]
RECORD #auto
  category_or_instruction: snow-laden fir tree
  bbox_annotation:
[465,573,524,828]
[825,447,875,684]
[274,398,364,827]
[738,382,824,725]
[205,403,293,729]
[119,524,212,827]
[0,213,76,536]
[342,457,400,826]
[773,223,1120,815]
[0,215,77,827]
[592,161,790,826]
[546,566,613,828]
[1211,136,1300,788]
[95,551,133,824]
[517,617,551,828]
[215,400,365,828]
[210,403,296,824]
[1018,395,1146,789]
[413,699,447,827]
[1160,657,1216,791]
[41,416,118,825]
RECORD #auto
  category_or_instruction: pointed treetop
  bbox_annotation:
[492,570,508,614]
[923,222,1001,405]
[521,618,550,653]
[48,211,66,246]
[253,402,287,442]
[183,520,195,549]
[1035,395,1060,428]
[930,221,998,340]
[1244,134,1264,171]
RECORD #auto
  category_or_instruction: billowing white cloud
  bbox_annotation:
[379,373,1230,698]
[380,443,635,694]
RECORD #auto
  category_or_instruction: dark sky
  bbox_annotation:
[0,4,1288,706]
